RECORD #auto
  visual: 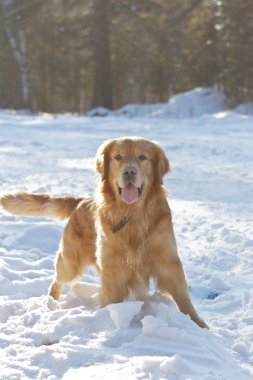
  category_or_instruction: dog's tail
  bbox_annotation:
[0,192,83,219]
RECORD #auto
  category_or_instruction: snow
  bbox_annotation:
[114,86,226,118]
[234,103,253,116]
[87,87,226,118]
[107,301,144,329]
[0,88,253,379]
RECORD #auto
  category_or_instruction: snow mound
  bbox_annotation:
[107,301,143,329]
[233,103,253,116]
[60,297,248,380]
[87,87,226,119]
[117,87,225,118]
[86,107,113,117]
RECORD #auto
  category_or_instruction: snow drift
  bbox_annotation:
[87,87,226,118]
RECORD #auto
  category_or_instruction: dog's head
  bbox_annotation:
[96,137,170,205]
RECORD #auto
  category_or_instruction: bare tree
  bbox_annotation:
[1,0,30,108]
[92,0,113,109]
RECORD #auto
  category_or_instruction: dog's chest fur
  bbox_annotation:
[96,210,155,271]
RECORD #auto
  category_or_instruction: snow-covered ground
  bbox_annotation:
[0,93,253,379]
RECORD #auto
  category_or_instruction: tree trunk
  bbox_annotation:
[92,0,113,109]
[18,30,30,107]
[2,0,31,108]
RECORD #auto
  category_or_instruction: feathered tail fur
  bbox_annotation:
[0,192,83,219]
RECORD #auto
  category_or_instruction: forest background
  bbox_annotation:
[0,0,252,113]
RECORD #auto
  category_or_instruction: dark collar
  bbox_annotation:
[112,217,129,233]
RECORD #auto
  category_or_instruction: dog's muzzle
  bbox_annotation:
[118,164,143,204]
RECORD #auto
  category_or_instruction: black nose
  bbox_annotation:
[123,165,137,176]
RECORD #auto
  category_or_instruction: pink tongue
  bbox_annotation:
[121,186,139,204]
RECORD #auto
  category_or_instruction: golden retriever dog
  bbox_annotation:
[0,137,207,328]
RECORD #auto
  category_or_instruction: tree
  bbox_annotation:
[92,0,113,109]
[0,0,40,108]
[0,0,252,112]
[217,0,253,105]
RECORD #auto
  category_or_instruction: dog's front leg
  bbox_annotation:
[154,258,208,328]
[99,253,130,307]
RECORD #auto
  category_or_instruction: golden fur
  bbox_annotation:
[0,137,207,328]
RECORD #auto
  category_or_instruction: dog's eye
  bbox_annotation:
[139,154,146,161]
[115,154,122,161]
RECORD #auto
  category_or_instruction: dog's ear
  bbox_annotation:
[96,139,115,181]
[153,143,170,185]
